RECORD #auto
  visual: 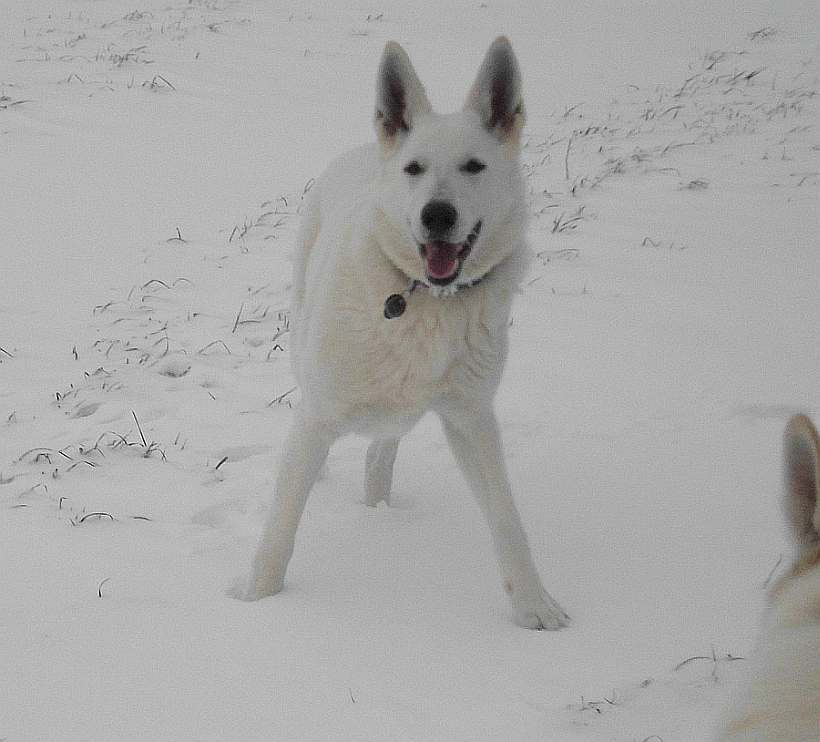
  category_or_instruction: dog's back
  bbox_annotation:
[290,144,380,349]
[718,415,820,741]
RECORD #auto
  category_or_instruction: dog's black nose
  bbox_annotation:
[420,200,458,235]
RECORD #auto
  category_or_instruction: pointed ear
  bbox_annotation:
[783,415,820,547]
[374,42,431,150]
[464,36,525,142]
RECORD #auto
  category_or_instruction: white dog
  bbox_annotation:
[718,415,820,740]
[242,37,569,630]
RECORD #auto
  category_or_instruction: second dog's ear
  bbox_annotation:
[464,36,525,143]
[783,414,820,548]
[375,42,431,151]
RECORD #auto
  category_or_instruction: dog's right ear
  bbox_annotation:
[375,42,431,151]
[783,414,820,547]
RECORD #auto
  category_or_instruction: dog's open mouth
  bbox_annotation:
[419,221,482,285]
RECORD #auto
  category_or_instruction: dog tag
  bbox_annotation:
[383,293,406,319]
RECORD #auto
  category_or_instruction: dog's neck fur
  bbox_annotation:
[404,273,486,299]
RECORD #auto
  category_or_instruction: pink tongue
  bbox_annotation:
[423,242,461,279]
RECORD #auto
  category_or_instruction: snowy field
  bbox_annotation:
[1,1,818,740]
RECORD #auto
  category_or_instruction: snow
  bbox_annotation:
[1,1,818,740]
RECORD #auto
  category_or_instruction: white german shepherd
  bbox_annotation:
[240,37,569,629]
[718,415,820,740]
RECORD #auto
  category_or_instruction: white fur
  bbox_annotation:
[241,38,569,630]
[717,416,820,740]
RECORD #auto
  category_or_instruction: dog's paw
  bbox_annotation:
[363,488,390,508]
[227,573,283,602]
[512,590,571,630]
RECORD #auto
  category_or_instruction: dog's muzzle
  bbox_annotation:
[384,221,485,318]
[418,220,482,286]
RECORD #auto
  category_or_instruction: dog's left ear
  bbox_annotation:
[464,36,525,143]
[375,41,432,151]
[783,414,820,548]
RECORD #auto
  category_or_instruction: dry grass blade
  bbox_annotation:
[564,134,574,181]
[762,553,784,588]
[79,512,115,523]
[748,27,776,41]
[198,340,232,355]
[166,227,187,243]
[673,654,714,671]
[0,95,32,109]
[267,386,296,407]
[131,410,147,447]
[232,303,244,333]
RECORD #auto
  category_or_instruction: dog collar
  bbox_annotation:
[383,274,485,319]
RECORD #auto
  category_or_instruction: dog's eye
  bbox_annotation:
[404,160,424,176]
[460,158,486,174]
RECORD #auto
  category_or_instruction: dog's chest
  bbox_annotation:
[322,289,505,419]
[378,304,470,385]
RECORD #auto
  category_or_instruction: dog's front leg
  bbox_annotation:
[439,405,570,629]
[243,413,332,600]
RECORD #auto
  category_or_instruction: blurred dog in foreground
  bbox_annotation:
[718,414,820,740]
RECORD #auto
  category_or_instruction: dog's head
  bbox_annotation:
[372,37,527,288]
[768,414,820,613]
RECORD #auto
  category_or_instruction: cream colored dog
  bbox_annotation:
[240,37,569,630]
[718,415,820,740]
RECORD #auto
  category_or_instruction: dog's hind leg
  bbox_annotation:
[439,405,570,630]
[364,437,400,507]
[242,413,333,600]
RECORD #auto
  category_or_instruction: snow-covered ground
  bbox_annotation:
[1,1,818,740]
